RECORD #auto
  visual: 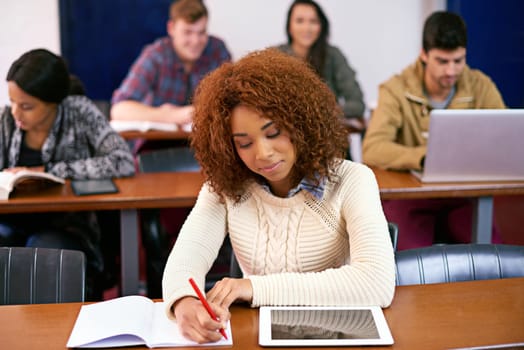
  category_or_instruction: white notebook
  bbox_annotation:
[0,170,64,200]
[110,120,192,133]
[67,295,232,348]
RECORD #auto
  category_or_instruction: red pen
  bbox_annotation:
[188,277,228,340]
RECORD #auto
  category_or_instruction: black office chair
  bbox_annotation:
[0,247,86,305]
[136,147,201,297]
[229,222,399,279]
[388,222,398,252]
[137,147,232,293]
[92,99,110,119]
[395,244,524,286]
[136,147,201,173]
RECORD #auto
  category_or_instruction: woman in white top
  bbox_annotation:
[162,48,394,343]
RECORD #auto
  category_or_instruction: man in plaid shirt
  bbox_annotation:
[111,0,231,128]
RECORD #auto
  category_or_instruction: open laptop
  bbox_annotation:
[412,109,524,183]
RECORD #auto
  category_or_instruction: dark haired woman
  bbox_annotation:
[276,0,365,119]
[0,48,135,298]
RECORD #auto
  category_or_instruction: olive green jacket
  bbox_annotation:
[362,58,505,170]
[276,44,365,118]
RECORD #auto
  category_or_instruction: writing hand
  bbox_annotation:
[174,296,230,344]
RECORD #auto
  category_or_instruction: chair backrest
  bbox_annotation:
[228,221,399,279]
[388,222,398,252]
[395,244,524,286]
[0,247,86,305]
[137,147,200,173]
[93,99,110,119]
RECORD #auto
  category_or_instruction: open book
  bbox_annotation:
[67,295,233,348]
[0,170,65,200]
[110,120,192,133]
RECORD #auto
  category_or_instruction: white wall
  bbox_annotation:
[0,0,60,105]
[0,0,445,108]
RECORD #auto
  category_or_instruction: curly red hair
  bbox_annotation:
[191,48,348,201]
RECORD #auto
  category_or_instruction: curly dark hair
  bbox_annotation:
[191,48,348,201]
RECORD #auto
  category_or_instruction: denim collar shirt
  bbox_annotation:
[261,175,326,200]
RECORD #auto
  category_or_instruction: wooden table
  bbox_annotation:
[119,129,191,141]
[341,116,367,134]
[1,278,523,349]
[0,172,205,296]
[371,167,524,244]
[118,118,363,141]
[3,168,523,295]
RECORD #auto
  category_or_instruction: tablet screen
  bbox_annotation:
[259,306,393,347]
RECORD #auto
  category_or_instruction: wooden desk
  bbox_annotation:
[0,172,205,296]
[118,119,365,141]
[3,168,523,295]
[119,129,190,141]
[2,278,523,349]
[372,167,524,244]
[340,116,367,134]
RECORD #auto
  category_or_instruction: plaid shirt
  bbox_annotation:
[111,36,231,106]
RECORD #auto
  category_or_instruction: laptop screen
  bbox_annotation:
[416,109,524,182]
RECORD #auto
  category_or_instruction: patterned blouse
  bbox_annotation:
[0,95,135,273]
[0,95,135,178]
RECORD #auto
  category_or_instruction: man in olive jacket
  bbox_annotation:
[362,11,505,250]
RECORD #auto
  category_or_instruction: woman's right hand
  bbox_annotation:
[158,104,194,125]
[173,296,230,344]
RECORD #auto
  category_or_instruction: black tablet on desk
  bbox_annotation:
[259,306,394,347]
[71,179,118,196]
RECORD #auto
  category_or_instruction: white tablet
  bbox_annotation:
[259,306,394,347]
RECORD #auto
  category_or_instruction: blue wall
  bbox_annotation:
[60,0,171,100]
[448,0,524,108]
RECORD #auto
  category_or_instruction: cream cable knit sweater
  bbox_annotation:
[163,161,395,319]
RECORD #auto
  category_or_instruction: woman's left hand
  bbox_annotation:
[206,277,253,308]
[3,166,45,174]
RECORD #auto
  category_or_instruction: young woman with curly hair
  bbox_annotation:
[162,48,394,344]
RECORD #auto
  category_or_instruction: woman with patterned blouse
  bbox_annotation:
[0,49,135,299]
